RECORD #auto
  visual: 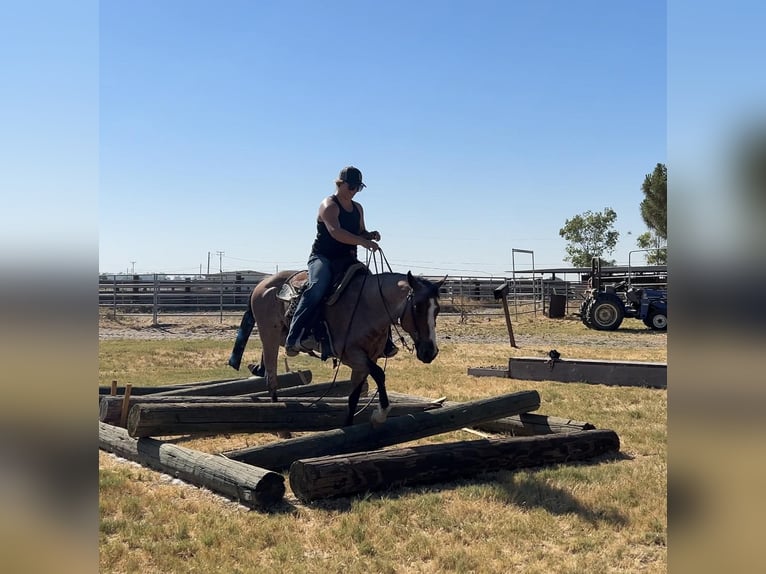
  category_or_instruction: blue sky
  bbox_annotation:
[97,0,667,276]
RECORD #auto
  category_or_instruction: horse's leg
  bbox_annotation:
[367,359,391,426]
[228,307,255,371]
[344,370,369,427]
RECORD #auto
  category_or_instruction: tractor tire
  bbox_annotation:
[587,296,624,331]
[643,311,667,331]
[579,299,594,328]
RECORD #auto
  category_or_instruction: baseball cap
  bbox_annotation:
[338,166,366,189]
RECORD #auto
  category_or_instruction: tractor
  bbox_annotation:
[579,258,667,331]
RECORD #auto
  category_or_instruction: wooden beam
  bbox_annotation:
[126,400,443,438]
[98,422,284,508]
[148,370,311,397]
[248,378,360,399]
[99,375,253,396]
[509,357,667,389]
[387,391,595,436]
[223,390,541,471]
[289,429,620,502]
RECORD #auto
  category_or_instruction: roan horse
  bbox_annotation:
[228,268,444,426]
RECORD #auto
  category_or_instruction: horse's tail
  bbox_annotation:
[227,307,255,371]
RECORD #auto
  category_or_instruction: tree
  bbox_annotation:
[559,208,620,267]
[640,163,667,239]
[636,231,667,265]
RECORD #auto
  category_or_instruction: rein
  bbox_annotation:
[369,249,415,354]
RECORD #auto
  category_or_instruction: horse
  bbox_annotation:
[227,268,444,427]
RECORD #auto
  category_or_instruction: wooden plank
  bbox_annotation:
[289,429,620,502]
[387,391,595,436]
[126,400,443,438]
[98,422,284,508]
[509,357,667,389]
[223,390,541,471]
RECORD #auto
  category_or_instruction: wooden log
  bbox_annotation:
[289,429,620,502]
[98,422,284,508]
[387,391,595,436]
[149,370,312,397]
[100,378,356,426]
[249,378,361,399]
[223,390,541,471]
[97,370,312,397]
[126,399,443,437]
[99,376,249,396]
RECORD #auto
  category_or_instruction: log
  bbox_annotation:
[99,375,249,395]
[126,399,443,437]
[387,391,595,436]
[289,429,620,502]
[249,378,361,398]
[148,370,311,397]
[98,422,284,508]
[223,390,541,471]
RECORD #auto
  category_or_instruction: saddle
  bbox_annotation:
[276,262,368,359]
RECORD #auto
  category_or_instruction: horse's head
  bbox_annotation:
[400,271,445,363]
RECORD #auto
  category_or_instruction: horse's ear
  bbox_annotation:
[407,270,415,288]
[437,275,447,288]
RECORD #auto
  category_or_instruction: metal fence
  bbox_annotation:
[99,273,593,323]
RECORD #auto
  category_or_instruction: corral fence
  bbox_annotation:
[99,267,666,323]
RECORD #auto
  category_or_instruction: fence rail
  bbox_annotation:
[99,270,665,323]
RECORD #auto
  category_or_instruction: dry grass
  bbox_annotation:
[99,312,666,573]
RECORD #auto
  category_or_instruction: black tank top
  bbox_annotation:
[311,195,361,259]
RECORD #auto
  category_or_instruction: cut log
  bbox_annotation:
[101,391,334,425]
[98,422,284,508]
[99,376,251,396]
[249,378,361,398]
[148,370,311,397]
[387,391,595,436]
[126,399,443,437]
[224,390,541,471]
[289,429,620,502]
[100,391,419,426]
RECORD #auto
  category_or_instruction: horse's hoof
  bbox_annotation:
[227,355,241,371]
[276,430,292,439]
[370,405,391,426]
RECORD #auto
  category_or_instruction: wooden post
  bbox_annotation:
[110,380,117,396]
[126,400,443,438]
[224,390,541,471]
[119,384,132,428]
[493,282,517,348]
[99,422,284,508]
[289,429,620,502]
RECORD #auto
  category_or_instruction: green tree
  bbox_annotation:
[636,231,667,265]
[640,163,667,239]
[559,208,620,267]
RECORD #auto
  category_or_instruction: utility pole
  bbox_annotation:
[216,251,225,273]
[207,252,211,275]
[130,261,136,274]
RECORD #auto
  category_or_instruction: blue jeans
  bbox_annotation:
[285,254,334,347]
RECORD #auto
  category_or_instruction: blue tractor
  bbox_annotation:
[579,258,667,331]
